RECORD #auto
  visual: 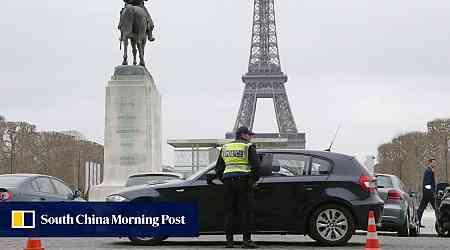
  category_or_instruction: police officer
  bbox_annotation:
[213,126,259,249]
[416,158,438,227]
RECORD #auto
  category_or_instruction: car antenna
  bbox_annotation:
[325,123,342,152]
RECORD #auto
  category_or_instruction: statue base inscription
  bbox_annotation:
[90,65,162,201]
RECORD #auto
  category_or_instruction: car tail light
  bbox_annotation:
[359,175,376,193]
[0,191,13,201]
[388,189,402,200]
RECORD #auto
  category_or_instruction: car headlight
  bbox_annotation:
[105,195,129,202]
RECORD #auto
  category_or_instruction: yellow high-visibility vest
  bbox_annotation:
[222,142,252,174]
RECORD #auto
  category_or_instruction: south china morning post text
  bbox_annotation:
[40,214,187,227]
[0,202,199,237]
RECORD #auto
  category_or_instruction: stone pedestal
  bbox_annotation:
[90,65,162,201]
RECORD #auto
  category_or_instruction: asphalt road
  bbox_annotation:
[2,210,448,250]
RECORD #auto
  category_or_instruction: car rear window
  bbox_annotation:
[376,175,393,188]
[0,176,28,187]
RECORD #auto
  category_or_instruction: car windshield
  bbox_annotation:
[0,176,28,187]
[376,175,393,188]
[126,175,181,186]
[186,164,215,181]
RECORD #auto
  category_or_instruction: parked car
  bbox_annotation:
[107,149,384,246]
[375,173,419,236]
[126,172,184,187]
[0,174,83,202]
[435,182,450,237]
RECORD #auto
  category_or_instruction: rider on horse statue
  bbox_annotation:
[121,0,155,42]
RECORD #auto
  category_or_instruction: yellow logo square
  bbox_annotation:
[11,210,35,229]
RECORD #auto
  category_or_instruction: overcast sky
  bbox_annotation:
[1,0,450,164]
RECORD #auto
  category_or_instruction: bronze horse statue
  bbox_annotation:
[119,5,148,66]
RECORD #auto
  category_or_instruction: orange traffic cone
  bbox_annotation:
[23,238,44,250]
[365,211,380,250]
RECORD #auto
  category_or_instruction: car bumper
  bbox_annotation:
[379,203,403,230]
[353,198,384,230]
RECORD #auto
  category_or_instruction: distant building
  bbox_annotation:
[167,139,222,177]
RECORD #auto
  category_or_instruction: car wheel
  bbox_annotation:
[435,222,448,237]
[309,204,355,246]
[408,210,419,237]
[409,222,419,237]
[128,236,168,245]
[398,211,410,237]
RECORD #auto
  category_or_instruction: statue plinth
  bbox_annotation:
[89,65,162,201]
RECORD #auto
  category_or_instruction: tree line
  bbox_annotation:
[376,119,450,193]
[0,117,103,192]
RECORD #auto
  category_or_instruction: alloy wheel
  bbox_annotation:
[315,208,349,242]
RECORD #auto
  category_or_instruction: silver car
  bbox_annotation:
[376,174,419,236]
[0,174,83,202]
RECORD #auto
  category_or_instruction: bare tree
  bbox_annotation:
[376,119,450,193]
[0,121,37,174]
[0,118,104,193]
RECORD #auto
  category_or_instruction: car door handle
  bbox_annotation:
[305,185,320,191]
[40,197,46,201]
[257,186,272,192]
[176,189,185,193]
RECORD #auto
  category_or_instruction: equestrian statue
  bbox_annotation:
[118,0,155,67]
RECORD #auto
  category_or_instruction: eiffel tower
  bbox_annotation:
[227,0,305,149]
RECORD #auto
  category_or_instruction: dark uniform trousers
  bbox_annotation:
[223,176,255,241]
[417,190,436,222]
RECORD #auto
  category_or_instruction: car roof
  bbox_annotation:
[0,174,65,183]
[128,172,183,178]
[257,149,355,162]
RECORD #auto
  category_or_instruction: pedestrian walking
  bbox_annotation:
[416,158,438,227]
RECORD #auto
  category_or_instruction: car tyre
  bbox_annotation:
[128,236,168,245]
[409,212,419,237]
[309,204,355,246]
[409,223,419,237]
[435,222,448,237]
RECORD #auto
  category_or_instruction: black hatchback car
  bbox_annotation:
[107,150,384,246]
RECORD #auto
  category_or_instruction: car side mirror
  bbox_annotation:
[408,191,416,198]
[205,173,222,185]
[257,154,274,177]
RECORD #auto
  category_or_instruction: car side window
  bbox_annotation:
[311,157,332,176]
[35,178,56,194]
[271,154,310,177]
[31,180,40,192]
[199,168,216,180]
[52,179,73,197]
